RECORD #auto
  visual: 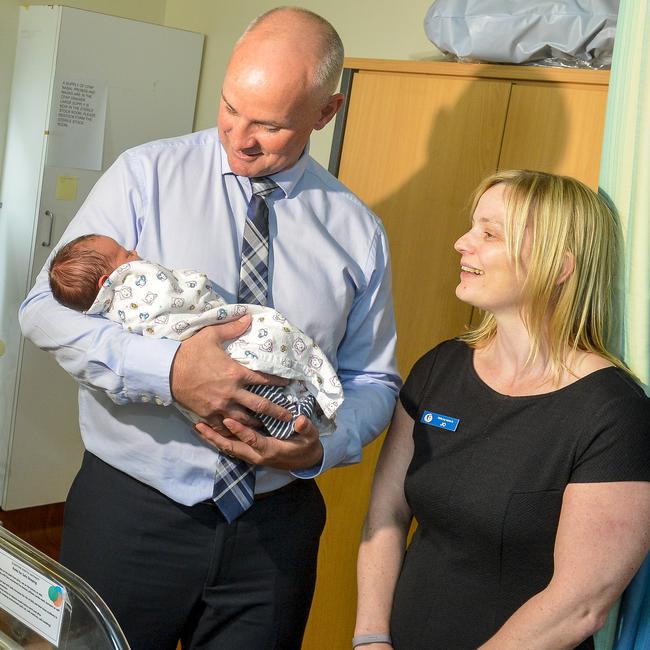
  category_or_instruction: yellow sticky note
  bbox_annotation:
[55,175,78,201]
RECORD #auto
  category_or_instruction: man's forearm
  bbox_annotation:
[20,271,179,404]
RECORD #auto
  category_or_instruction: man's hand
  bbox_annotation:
[194,415,324,472]
[170,315,291,433]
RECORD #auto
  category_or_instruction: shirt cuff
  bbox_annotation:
[290,435,337,479]
[122,335,180,405]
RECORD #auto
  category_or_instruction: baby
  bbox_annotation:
[48,234,343,438]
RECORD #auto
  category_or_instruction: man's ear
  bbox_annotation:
[98,274,110,289]
[556,251,575,285]
[314,93,344,131]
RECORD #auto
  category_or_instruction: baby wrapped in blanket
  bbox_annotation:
[49,235,343,438]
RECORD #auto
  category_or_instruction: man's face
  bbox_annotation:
[217,42,340,177]
[218,93,313,178]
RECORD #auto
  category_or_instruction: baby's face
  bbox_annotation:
[93,235,139,271]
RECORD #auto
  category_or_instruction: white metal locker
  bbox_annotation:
[0,5,203,509]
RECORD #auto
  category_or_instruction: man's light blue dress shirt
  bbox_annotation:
[19,128,400,505]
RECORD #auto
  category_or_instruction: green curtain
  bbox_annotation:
[598,0,650,392]
[595,1,650,648]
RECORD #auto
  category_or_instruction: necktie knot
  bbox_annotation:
[250,176,278,198]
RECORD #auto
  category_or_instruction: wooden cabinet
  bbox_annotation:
[303,59,609,650]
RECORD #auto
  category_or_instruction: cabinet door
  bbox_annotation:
[303,71,511,650]
[498,82,608,189]
[338,70,512,373]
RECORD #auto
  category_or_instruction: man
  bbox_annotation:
[20,7,399,650]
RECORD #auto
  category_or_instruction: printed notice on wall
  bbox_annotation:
[0,546,66,646]
[46,75,108,171]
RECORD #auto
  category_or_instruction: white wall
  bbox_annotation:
[1,1,442,179]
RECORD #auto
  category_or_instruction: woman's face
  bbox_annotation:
[454,183,529,317]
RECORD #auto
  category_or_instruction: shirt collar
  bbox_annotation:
[219,136,310,200]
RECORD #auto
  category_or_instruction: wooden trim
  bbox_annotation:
[0,503,64,560]
[343,58,609,86]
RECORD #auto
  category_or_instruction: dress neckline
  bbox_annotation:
[466,344,617,401]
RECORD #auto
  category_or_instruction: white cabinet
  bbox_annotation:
[0,5,203,509]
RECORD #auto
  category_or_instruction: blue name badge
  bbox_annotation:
[420,410,460,432]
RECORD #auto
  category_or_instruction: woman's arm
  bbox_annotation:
[480,481,650,650]
[355,402,415,648]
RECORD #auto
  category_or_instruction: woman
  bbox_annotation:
[354,170,650,650]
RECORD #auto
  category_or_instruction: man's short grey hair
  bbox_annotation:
[239,6,344,97]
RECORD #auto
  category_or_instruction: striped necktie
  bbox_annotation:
[212,176,277,522]
[237,176,277,305]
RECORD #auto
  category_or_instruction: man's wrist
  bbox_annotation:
[123,335,180,404]
[291,441,324,478]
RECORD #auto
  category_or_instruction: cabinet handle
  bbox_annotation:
[41,210,54,247]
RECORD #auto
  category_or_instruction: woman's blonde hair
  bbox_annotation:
[460,169,625,377]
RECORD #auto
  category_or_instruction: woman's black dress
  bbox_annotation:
[391,340,650,649]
